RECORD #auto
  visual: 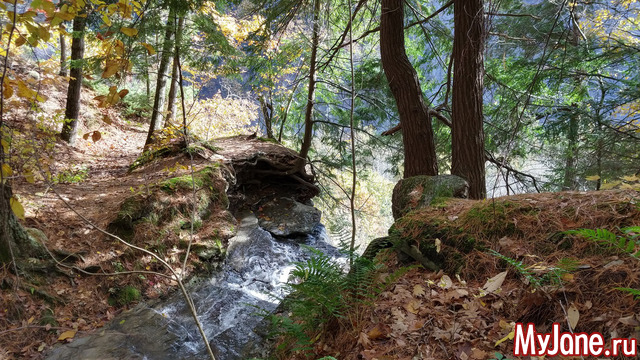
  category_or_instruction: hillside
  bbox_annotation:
[272,191,640,359]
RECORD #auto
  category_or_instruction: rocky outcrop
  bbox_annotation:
[257,197,321,238]
[391,175,469,219]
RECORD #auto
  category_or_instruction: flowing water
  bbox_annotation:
[46,211,343,360]
[161,212,344,359]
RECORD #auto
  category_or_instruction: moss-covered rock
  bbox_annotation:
[391,175,468,219]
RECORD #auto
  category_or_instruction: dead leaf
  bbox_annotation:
[470,348,487,359]
[438,275,453,289]
[357,332,372,349]
[413,284,425,296]
[57,330,76,341]
[435,238,441,253]
[619,314,639,326]
[568,303,580,330]
[480,271,507,296]
[367,325,387,340]
[404,299,421,314]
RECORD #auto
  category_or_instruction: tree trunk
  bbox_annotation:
[165,15,185,129]
[145,7,176,146]
[0,185,39,264]
[60,12,87,145]
[297,0,321,169]
[562,11,585,191]
[58,29,67,77]
[259,95,274,139]
[451,0,486,199]
[562,111,578,190]
[380,0,438,178]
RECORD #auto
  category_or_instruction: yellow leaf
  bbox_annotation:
[622,175,638,182]
[102,61,120,79]
[601,180,621,190]
[585,175,600,181]
[15,36,26,47]
[102,13,112,26]
[140,42,156,55]
[2,163,12,177]
[57,330,76,341]
[24,170,35,184]
[10,196,25,220]
[494,330,514,347]
[2,79,13,99]
[120,27,138,37]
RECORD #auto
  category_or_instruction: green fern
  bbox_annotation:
[264,244,404,357]
[567,227,640,299]
[615,287,640,300]
[489,250,576,287]
[567,227,640,258]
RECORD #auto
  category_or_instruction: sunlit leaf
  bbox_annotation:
[120,27,138,37]
[102,60,120,78]
[10,196,25,220]
[57,330,76,341]
[24,171,35,184]
[585,175,600,181]
[1,163,12,177]
[140,42,156,55]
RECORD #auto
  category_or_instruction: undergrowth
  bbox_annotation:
[266,246,409,358]
[568,226,640,299]
[489,250,578,288]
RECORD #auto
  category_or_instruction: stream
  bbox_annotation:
[46,211,344,360]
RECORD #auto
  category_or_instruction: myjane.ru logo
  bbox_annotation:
[514,323,637,357]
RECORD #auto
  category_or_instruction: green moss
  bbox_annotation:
[257,136,279,144]
[160,166,218,194]
[108,286,141,306]
[39,308,57,328]
[129,146,173,172]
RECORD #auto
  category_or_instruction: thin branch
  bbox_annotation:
[485,12,541,20]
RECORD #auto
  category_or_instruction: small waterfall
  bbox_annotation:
[160,212,344,359]
[47,211,344,360]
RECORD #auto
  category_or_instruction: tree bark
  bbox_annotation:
[562,110,578,190]
[145,7,176,146]
[297,0,321,169]
[60,12,87,145]
[0,185,40,263]
[451,0,486,199]
[380,0,438,178]
[58,29,67,77]
[165,15,185,128]
[259,95,274,139]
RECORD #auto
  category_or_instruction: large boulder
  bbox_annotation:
[257,197,321,237]
[392,175,469,219]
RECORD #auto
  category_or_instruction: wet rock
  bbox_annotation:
[257,197,321,237]
[45,305,195,360]
[392,175,469,219]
